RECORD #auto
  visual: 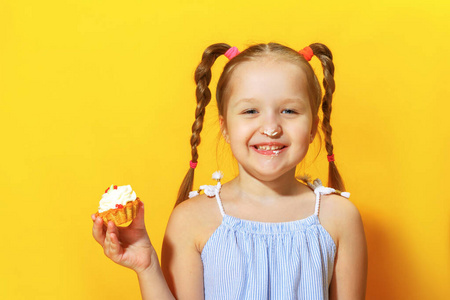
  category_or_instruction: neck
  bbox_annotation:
[229,166,307,203]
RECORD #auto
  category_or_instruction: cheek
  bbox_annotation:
[227,123,255,149]
[229,129,250,145]
[289,117,311,130]
[287,121,312,143]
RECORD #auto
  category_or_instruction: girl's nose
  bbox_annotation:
[259,114,282,137]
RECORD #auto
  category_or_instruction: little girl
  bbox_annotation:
[92,42,368,299]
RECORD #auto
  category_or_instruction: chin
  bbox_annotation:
[241,165,296,183]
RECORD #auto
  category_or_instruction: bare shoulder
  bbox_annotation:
[170,193,222,228]
[318,193,365,247]
[166,193,222,252]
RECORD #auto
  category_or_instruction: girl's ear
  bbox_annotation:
[219,115,230,143]
[310,117,319,143]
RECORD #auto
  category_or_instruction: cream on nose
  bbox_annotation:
[260,124,282,137]
[263,129,279,137]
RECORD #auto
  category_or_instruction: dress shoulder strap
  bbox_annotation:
[214,188,226,217]
[307,179,351,217]
[188,171,226,217]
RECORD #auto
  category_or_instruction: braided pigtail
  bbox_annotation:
[175,43,232,207]
[309,43,345,191]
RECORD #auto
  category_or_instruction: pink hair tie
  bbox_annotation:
[299,46,314,61]
[190,160,198,169]
[327,154,335,162]
[224,46,240,60]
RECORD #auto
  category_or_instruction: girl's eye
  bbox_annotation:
[282,109,297,114]
[243,109,258,114]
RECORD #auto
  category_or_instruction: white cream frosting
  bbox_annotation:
[98,184,137,213]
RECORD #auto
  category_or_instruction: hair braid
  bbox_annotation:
[309,43,345,191]
[175,43,231,207]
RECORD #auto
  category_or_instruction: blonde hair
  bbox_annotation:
[175,42,345,207]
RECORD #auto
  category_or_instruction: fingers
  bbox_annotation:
[92,216,106,247]
[92,215,124,263]
[107,220,120,238]
[104,221,123,262]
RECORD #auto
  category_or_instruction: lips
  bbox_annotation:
[251,143,287,155]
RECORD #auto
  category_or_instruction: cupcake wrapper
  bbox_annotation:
[96,198,140,226]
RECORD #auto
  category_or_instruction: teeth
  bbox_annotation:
[257,145,283,151]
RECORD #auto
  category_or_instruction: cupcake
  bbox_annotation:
[95,184,140,226]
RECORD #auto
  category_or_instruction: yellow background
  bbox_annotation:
[1,0,449,299]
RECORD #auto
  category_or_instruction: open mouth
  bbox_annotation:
[252,144,287,155]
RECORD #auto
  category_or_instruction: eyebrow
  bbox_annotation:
[235,98,257,104]
[235,97,306,104]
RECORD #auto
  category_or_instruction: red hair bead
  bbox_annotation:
[299,46,314,61]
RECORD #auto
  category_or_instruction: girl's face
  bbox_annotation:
[220,58,318,182]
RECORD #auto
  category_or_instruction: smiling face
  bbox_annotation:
[220,58,318,182]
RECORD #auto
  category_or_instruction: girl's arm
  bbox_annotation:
[329,197,368,300]
[136,258,176,300]
[92,202,175,300]
[160,198,206,299]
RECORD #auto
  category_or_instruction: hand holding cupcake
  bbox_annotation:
[92,187,157,275]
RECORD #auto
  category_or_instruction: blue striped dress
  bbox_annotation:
[200,179,339,300]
